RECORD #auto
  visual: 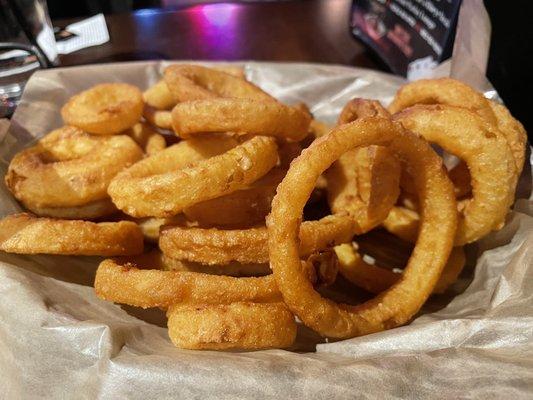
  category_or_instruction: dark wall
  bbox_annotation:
[47,0,159,19]
[485,0,533,134]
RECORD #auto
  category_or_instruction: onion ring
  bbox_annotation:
[489,100,527,173]
[136,216,187,242]
[143,106,173,130]
[146,248,323,282]
[164,65,309,141]
[159,215,355,265]
[167,302,296,350]
[94,258,282,308]
[327,99,400,233]
[123,122,166,155]
[432,247,466,293]
[162,254,271,277]
[143,66,247,111]
[388,78,497,125]
[143,80,176,110]
[5,126,143,208]
[107,135,239,217]
[163,64,273,102]
[108,135,277,217]
[117,134,237,179]
[61,83,143,135]
[335,244,466,295]
[334,243,398,294]
[327,145,401,234]
[104,249,272,278]
[389,78,526,172]
[0,213,143,256]
[162,252,334,287]
[304,249,339,288]
[171,98,311,142]
[383,197,471,243]
[401,159,472,200]
[214,65,245,80]
[297,102,331,140]
[394,105,517,244]
[382,206,420,243]
[309,119,332,138]
[267,117,457,338]
[25,198,117,220]
[338,98,390,124]
[183,167,285,228]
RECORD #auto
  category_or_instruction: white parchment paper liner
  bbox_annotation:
[0,61,532,398]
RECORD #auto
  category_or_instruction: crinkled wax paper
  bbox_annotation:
[0,60,532,399]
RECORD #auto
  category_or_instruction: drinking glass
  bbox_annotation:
[0,0,57,117]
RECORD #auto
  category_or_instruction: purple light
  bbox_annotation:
[196,3,238,27]
[185,3,243,57]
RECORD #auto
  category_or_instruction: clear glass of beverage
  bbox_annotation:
[0,0,57,118]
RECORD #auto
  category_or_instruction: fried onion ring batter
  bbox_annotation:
[5,126,143,209]
[327,145,401,234]
[123,122,166,155]
[167,302,296,350]
[327,99,401,233]
[335,243,466,295]
[394,105,517,244]
[94,258,281,308]
[171,98,311,142]
[61,83,143,135]
[109,135,278,217]
[388,78,497,125]
[159,215,355,265]
[183,167,285,227]
[488,100,527,173]
[25,198,117,220]
[0,213,143,256]
[164,64,272,102]
[382,206,420,243]
[267,117,457,338]
[143,106,173,130]
[143,80,176,110]
[389,78,526,173]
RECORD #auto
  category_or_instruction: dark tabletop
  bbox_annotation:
[55,0,378,69]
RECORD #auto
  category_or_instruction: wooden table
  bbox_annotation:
[55,0,379,69]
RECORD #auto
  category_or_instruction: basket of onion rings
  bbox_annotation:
[0,61,530,366]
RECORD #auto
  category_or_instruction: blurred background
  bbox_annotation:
[1,0,531,134]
